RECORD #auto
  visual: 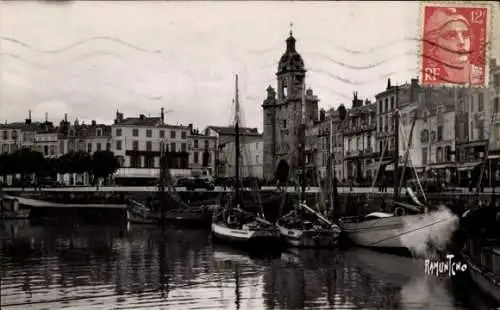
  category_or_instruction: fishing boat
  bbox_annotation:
[338,85,440,254]
[211,74,279,247]
[275,75,341,248]
[126,119,218,228]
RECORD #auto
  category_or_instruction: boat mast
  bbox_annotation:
[299,77,307,203]
[159,139,167,223]
[234,74,241,206]
[393,84,400,201]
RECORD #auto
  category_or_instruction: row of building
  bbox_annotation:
[262,32,500,187]
[2,32,500,187]
[0,108,265,184]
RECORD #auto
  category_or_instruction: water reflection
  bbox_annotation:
[0,221,494,309]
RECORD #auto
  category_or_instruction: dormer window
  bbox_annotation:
[96,128,102,137]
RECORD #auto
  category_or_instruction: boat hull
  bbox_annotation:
[339,214,422,251]
[277,224,339,248]
[211,222,280,248]
[127,210,212,228]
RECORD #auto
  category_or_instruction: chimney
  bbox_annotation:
[139,114,145,120]
[92,120,96,126]
[161,107,165,124]
[64,113,68,122]
[410,78,419,102]
[319,109,326,121]
[25,110,32,125]
[45,112,48,122]
[387,78,392,90]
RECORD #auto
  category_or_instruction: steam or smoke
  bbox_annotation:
[400,205,459,257]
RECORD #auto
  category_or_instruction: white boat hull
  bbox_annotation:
[277,224,340,248]
[211,222,279,245]
[339,214,423,249]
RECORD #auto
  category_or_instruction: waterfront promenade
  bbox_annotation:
[1,185,494,194]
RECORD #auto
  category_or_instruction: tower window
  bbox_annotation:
[283,85,288,98]
[283,120,287,128]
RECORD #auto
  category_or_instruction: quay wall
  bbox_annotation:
[3,187,492,219]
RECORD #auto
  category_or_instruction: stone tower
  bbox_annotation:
[263,30,317,181]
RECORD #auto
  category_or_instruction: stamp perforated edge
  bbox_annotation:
[418,1,495,89]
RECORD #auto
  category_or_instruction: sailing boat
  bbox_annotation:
[338,86,439,252]
[275,78,341,248]
[211,74,279,247]
[127,131,218,227]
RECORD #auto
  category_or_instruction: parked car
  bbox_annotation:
[184,177,215,191]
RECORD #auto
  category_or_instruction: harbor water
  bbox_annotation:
[0,220,496,310]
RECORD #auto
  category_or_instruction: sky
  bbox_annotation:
[1,1,499,132]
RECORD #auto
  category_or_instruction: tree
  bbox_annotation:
[0,153,14,184]
[72,151,92,174]
[10,148,46,188]
[90,150,120,188]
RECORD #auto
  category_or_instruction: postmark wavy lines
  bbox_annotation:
[1,36,162,54]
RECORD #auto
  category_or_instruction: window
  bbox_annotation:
[422,147,428,165]
[437,125,443,141]
[194,152,199,163]
[145,156,154,168]
[459,123,465,140]
[181,143,187,152]
[478,92,484,111]
[194,139,199,148]
[470,95,475,112]
[44,145,49,156]
[87,143,92,153]
[146,129,152,138]
[479,120,485,140]
[170,142,176,152]
[495,98,500,113]
[146,141,152,151]
[133,140,139,150]
[2,131,7,140]
[11,131,17,140]
[181,131,187,139]
[96,129,102,137]
[159,130,165,138]
[49,145,55,155]
[378,100,383,114]
[170,131,176,139]
[283,119,287,128]
[106,142,111,151]
[204,140,209,149]
[116,128,122,136]
[445,146,452,161]
[116,140,122,150]
[130,156,140,168]
[436,147,442,163]
[133,129,139,137]
[390,97,394,110]
[384,98,388,112]
[96,143,101,151]
[471,121,474,140]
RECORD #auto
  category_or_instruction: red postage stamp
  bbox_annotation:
[420,2,492,87]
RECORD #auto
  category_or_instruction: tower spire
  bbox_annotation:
[289,22,293,36]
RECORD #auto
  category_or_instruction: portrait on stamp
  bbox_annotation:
[420,3,490,87]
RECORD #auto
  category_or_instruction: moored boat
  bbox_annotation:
[277,203,340,248]
[210,74,279,249]
[211,206,279,247]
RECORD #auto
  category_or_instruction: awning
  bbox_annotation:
[457,161,483,171]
